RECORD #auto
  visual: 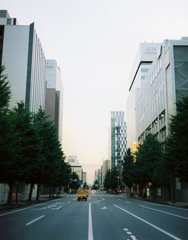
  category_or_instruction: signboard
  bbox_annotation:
[78,180,83,184]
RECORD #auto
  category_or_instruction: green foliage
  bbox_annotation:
[165,95,188,183]
[104,170,111,189]
[134,133,162,186]
[122,148,134,188]
[69,172,80,190]
[0,66,11,109]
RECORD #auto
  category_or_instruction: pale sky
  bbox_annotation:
[2,0,188,184]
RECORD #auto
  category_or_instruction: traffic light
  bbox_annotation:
[75,179,77,181]
[117,176,119,179]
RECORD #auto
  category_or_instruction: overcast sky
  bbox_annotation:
[2,0,188,184]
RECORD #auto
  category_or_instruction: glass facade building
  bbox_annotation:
[1,11,46,112]
[110,111,127,169]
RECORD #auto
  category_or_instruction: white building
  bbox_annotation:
[45,60,63,144]
[66,156,83,181]
[126,43,161,151]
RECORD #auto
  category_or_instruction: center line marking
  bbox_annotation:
[26,215,45,225]
[114,205,181,240]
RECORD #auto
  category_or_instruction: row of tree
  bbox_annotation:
[0,66,71,203]
[123,95,188,199]
[104,95,188,198]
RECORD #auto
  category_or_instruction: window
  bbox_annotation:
[141,68,149,72]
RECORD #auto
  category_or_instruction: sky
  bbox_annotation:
[2,0,188,184]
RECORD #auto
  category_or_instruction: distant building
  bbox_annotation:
[110,111,127,169]
[66,156,83,181]
[103,159,111,182]
[83,172,87,184]
[45,59,63,144]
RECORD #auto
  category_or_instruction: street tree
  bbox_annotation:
[104,170,111,190]
[134,133,162,196]
[165,95,188,183]
[122,148,134,190]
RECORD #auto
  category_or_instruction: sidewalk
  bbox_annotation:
[0,193,68,213]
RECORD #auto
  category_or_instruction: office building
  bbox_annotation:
[45,60,63,144]
[66,156,83,181]
[127,38,188,201]
[126,43,161,151]
[0,10,46,112]
[110,111,127,169]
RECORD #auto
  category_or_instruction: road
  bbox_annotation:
[0,192,188,240]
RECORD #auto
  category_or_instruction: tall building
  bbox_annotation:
[126,43,161,151]
[110,111,127,169]
[66,156,83,181]
[45,60,63,144]
[0,10,46,112]
[127,37,188,201]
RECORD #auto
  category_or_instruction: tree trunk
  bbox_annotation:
[52,186,54,197]
[28,183,34,201]
[49,186,52,197]
[7,182,14,204]
[36,183,40,200]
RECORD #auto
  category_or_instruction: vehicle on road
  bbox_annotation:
[77,188,87,201]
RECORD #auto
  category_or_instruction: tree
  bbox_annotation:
[69,172,80,192]
[122,148,134,190]
[104,170,111,190]
[0,65,11,109]
[165,95,188,183]
[110,167,119,190]
[134,133,163,194]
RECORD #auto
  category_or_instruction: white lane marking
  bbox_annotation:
[127,232,132,234]
[67,202,71,204]
[100,197,105,200]
[114,204,181,240]
[88,203,93,240]
[0,199,60,217]
[73,198,76,201]
[26,215,45,225]
[124,228,129,231]
[130,236,137,240]
[88,197,105,240]
[101,206,106,209]
[140,205,188,220]
[126,201,131,204]
[52,206,63,210]
[89,195,91,200]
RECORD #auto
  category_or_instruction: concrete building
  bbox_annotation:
[45,60,63,144]
[110,111,127,169]
[127,38,188,201]
[66,156,83,181]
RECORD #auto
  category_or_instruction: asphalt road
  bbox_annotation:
[0,192,188,240]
